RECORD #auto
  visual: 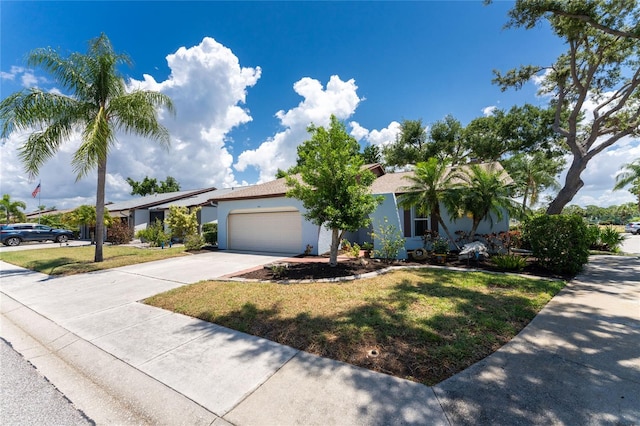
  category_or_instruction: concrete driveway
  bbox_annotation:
[113,250,286,283]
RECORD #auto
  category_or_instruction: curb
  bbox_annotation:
[0,293,225,426]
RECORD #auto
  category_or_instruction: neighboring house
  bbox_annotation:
[105,187,217,234]
[147,187,243,232]
[214,163,512,258]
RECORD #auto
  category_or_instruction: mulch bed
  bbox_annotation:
[232,254,572,281]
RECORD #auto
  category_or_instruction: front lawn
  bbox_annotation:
[146,268,565,385]
[0,245,188,275]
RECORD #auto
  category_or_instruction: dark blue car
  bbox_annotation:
[1,223,74,246]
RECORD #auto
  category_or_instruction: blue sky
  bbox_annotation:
[1,1,637,211]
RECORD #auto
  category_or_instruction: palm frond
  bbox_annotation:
[109,90,174,146]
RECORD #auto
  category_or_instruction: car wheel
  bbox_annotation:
[56,235,69,243]
[5,237,21,246]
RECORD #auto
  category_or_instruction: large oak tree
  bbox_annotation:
[493,0,640,214]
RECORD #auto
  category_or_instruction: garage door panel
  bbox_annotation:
[229,211,301,254]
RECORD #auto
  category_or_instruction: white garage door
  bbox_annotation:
[228,210,302,254]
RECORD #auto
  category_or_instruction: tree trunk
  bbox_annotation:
[547,157,588,215]
[329,228,340,267]
[94,158,107,262]
[438,217,460,250]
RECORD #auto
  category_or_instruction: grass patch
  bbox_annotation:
[146,268,565,386]
[0,245,188,275]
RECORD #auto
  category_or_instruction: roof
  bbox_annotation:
[212,177,296,201]
[148,188,242,209]
[371,162,513,195]
[215,162,513,201]
[213,164,386,202]
[105,187,217,212]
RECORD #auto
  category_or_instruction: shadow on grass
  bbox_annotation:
[174,257,638,425]
[193,271,564,386]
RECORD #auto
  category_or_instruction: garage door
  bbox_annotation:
[228,210,302,254]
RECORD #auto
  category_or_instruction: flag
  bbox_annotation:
[32,183,41,198]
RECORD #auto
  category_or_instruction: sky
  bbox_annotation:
[1,1,638,213]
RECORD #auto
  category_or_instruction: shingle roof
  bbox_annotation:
[149,188,241,209]
[214,162,512,201]
[105,187,217,212]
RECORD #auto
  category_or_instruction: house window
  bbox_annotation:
[403,208,434,237]
[414,213,430,238]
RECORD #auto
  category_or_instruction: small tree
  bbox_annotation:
[286,115,382,266]
[165,205,200,240]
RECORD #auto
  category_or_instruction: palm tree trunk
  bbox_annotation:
[94,158,107,262]
[437,217,460,250]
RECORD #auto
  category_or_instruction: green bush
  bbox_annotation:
[136,219,170,247]
[523,214,589,276]
[585,225,601,249]
[106,220,133,245]
[491,254,527,271]
[599,226,625,253]
[184,233,205,251]
[371,218,405,262]
[202,222,218,245]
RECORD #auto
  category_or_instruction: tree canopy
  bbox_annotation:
[0,34,174,261]
[382,105,565,170]
[126,175,181,196]
[493,0,640,214]
[286,115,381,266]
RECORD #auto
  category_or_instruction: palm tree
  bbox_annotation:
[613,159,640,212]
[457,163,518,240]
[0,34,174,261]
[398,158,462,247]
[0,194,27,223]
[504,152,563,216]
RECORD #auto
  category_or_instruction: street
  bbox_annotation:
[0,338,93,425]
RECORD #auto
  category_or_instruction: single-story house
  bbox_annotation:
[105,187,217,235]
[147,187,244,232]
[213,163,513,258]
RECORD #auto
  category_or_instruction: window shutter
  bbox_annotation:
[403,209,412,237]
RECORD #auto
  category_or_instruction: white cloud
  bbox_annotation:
[482,105,497,116]
[350,121,401,147]
[234,75,361,182]
[0,37,261,210]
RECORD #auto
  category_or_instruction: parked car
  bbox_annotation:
[0,223,74,246]
[624,222,640,235]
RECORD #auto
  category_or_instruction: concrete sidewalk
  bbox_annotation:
[1,254,638,425]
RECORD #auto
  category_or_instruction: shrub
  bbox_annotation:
[491,254,527,271]
[136,219,170,247]
[165,205,200,240]
[106,220,133,245]
[202,222,218,245]
[371,218,405,262]
[341,240,361,258]
[184,233,205,251]
[586,225,602,249]
[599,226,625,253]
[523,214,589,276]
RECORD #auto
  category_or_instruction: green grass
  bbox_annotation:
[0,245,188,275]
[146,268,565,386]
